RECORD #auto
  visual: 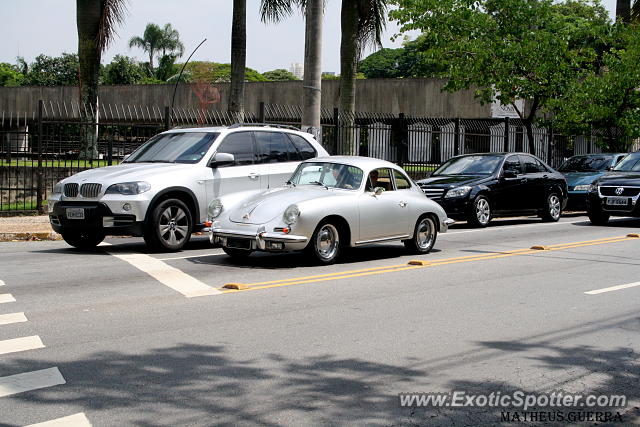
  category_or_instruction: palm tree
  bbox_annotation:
[159,23,185,58]
[76,0,127,158]
[128,23,163,74]
[229,0,246,121]
[616,0,631,22]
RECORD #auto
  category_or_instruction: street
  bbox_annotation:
[0,215,639,426]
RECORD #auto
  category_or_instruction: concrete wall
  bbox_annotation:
[0,79,491,119]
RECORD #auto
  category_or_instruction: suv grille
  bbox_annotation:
[64,183,79,197]
[421,187,445,201]
[80,183,102,198]
[600,186,640,197]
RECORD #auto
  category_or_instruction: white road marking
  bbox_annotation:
[0,336,45,355]
[585,281,640,295]
[157,252,225,261]
[0,312,27,325]
[26,413,92,427]
[108,252,222,297]
[0,367,65,398]
[0,280,5,286]
[0,294,16,304]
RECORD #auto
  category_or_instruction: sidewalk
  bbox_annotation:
[0,215,60,241]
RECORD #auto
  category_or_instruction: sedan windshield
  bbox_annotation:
[124,132,220,164]
[559,155,613,172]
[432,155,503,176]
[613,153,640,172]
[289,162,364,190]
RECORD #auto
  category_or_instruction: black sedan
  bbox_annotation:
[417,153,568,227]
[586,151,640,225]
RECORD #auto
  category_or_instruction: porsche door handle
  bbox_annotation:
[398,201,407,207]
[248,173,260,180]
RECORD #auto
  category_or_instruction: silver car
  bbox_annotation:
[48,124,328,251]
[210,157,453,264]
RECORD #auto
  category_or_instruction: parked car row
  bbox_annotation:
[47,124,640,264]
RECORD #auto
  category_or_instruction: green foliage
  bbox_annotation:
[358,38,444,79]
[180,61,266,83]
[263,68,299,81]
[101,55,145,85]
[552,25,640,145]
[358,48,403,78]
[155,54,180,82]
[0,63,24,86]
[22,53,79,86]
[389,0,611,116]
[321,73,340,80]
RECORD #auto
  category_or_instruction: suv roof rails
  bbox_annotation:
[228,123,301,131]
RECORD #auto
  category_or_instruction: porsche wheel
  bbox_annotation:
[404,216,437,254]
[307,222,341,265]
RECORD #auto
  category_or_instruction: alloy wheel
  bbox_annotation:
[415,217,435,250]
[549,195,561,220]
[315,224,339,261]
[476,198,491,225]
[159,206,189,247]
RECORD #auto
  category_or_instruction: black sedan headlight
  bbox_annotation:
[444,186,472,198]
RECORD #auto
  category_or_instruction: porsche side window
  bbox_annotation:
[368,168,393,192]
[393,170,411,190]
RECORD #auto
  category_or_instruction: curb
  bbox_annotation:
[0,232,62,242]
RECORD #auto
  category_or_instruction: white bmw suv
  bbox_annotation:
[48,124,329,251]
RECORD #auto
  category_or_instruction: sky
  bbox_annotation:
[0,0,618,74]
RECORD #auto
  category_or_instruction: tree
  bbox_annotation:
[358,48,403,78]
[0,63,24,86]
[129,23,183,75]
[358,38,442,79]
[339,0,387,117]
[390,0,611,155]
[552,26,640,150]
[101,55,145,85]
[263,69,300,81]
[76,0,126,159]
[22,53,80,86]
[229,0,247,121]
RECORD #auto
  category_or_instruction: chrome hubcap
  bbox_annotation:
[159,206,189,246]
[316,224,339,260]
[549,195,561,219]
[416,218,435,250]
[476,199,490,224]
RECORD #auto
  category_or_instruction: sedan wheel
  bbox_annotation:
[144,198,192,252]
[404,216,437,254]
[541,193,562,222]
[467,195,491,227]
[308,222,340,264]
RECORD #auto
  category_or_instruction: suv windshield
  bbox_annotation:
[124,132,220,164]
[613,153,640,172]
[290,162,364,190]
[432,155,503,176]
[559,155,612,172]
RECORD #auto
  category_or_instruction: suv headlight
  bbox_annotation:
[208,199,223,218]
[283,204,300,225]
[105,181,151,195]
[444,186,472,198]
[52,181,63,195]
[573,185,590,191]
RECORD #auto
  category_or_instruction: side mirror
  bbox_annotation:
[503,170,518,179]
[209,152,235,168]
[373,187,385,196]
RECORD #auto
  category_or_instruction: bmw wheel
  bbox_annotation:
[144,198,192,252]
[404,215,437,254]
[307,222,341,265]
[541,192,562,222]
[467,195,491,227]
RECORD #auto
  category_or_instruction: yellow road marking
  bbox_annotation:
[220,235,638,294]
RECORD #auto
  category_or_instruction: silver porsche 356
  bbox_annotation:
[209,156,453,264]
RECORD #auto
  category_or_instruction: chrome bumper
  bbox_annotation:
[442,218,455,232]
[211,227,308,250]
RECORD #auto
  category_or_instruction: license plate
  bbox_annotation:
[227,238,251,249]
[606,197,628,206]
[66,208,85,219]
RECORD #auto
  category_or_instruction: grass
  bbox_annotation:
[0,200,44,212]
[0,160,117,168]
[402,164,438,173]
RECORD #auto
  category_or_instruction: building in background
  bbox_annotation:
[289,63,304,79]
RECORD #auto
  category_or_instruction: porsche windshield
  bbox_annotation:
[613,153,640,172]
[124,132,220,164]
[290,162,364,190]
[432,155,503,176]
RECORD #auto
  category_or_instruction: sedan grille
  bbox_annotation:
[599,186,640,197]
[63,183,79,197]
[80,183,102,198]
[421,187,445,201]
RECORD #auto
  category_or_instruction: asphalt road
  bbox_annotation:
[0,215,639,426]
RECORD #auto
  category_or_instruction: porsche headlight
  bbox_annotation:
[52,181,63,195]
[444,186,472,198]
[208,199,223,218]
[283,204,300,225]
[105,181,151,195]
[573,185,590,192]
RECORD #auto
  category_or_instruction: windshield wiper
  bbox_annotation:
[309,181,329,189]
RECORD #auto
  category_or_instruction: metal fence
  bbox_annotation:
[0,99,637,214]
